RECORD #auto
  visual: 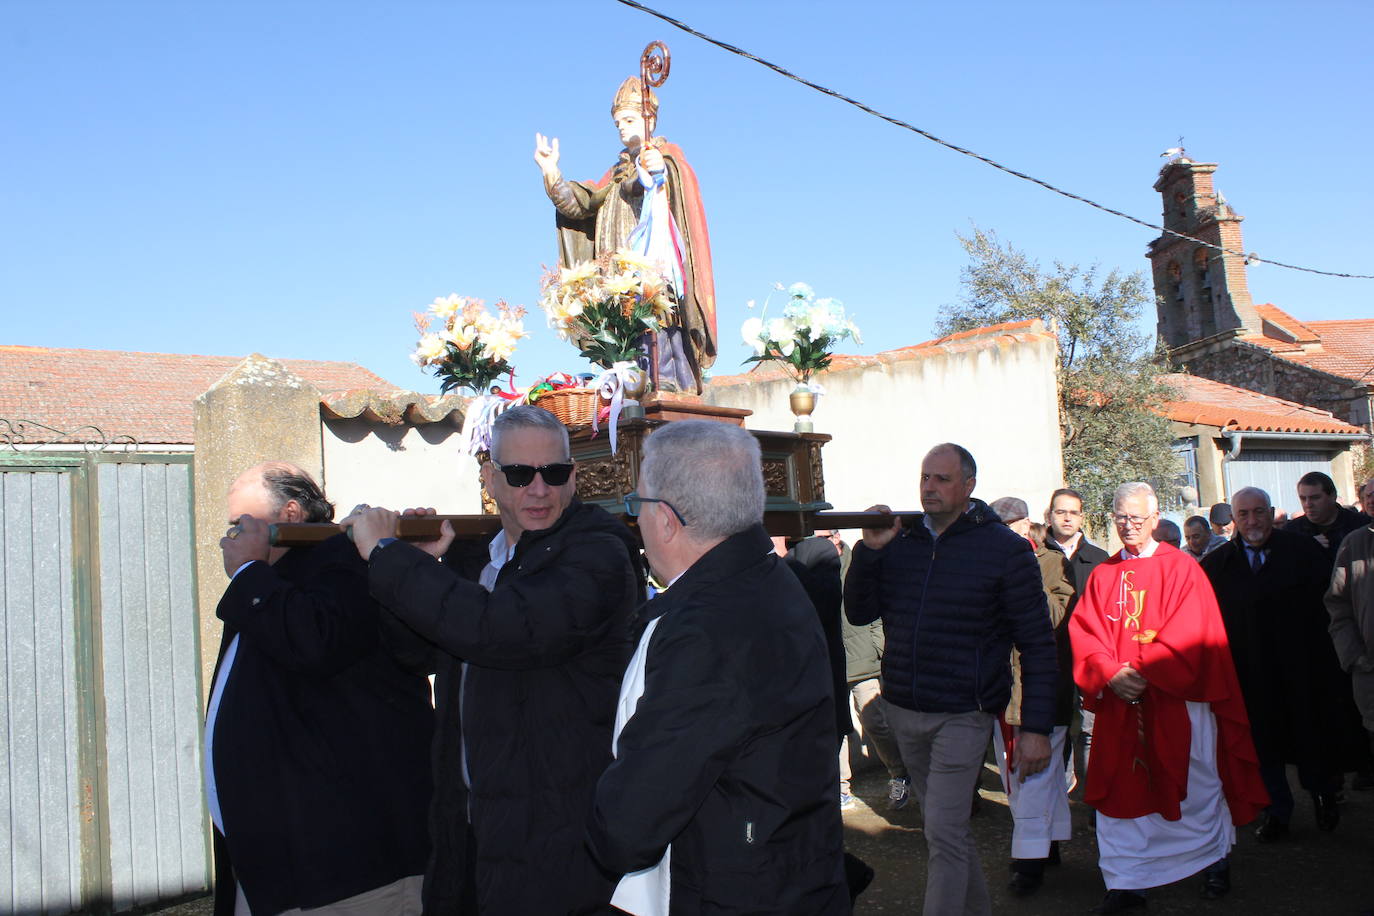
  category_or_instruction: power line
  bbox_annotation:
[614,0,1374,281]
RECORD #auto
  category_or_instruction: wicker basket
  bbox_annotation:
[530,387,599,426]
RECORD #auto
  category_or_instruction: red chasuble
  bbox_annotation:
[1069,543,1267,823]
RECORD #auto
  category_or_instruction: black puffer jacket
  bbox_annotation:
[371,499,639,915]
[843,499,1058,735]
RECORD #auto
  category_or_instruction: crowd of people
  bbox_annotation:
[206,409,1374,915]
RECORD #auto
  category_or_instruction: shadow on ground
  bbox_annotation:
[153,764,1373,915]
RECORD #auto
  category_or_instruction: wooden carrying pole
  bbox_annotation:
[268,510,920,547]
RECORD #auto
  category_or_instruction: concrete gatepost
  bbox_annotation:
[192,354,324,700]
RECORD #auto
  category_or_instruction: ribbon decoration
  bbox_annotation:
[524,371,582,405]
[627,164,685,298]
[460,394,510,457]
[591,362,641,454]
[492,369,524,401]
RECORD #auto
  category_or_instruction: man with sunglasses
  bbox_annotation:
[349,405,641,915]
[588,421,848,914]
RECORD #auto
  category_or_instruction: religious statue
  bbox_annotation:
[534,70,716,393]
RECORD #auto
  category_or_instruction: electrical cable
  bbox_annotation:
[614,0,1374,280]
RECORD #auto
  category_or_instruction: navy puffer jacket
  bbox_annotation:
[843,498,1058,735]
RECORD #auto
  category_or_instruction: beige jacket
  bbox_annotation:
[1327,523,1374,730]
[1005,545,1075,726]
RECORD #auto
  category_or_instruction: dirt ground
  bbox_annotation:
[844,763,1374,915]
[154,764,1373,916]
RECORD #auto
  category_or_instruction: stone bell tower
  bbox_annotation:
[1146,160,1259,349]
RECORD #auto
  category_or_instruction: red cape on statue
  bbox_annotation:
[1069,542,1268,823]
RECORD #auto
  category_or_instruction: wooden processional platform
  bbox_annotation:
[270,396,908,547]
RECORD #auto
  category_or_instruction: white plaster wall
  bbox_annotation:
[321,418,484,515]
[705,333,1065,529]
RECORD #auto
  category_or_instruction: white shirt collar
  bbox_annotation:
[1055,531,1083,558]
[488,529,516,566]
[1119,538,1159,561]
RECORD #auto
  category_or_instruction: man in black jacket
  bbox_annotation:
[845,444,1057,916]
[588,420,848,914]
[350,406,639,914]
[1288,470,1374,791]
[210,463,433,916]
[1289,470,1373,562]
[1202,486,1364,841]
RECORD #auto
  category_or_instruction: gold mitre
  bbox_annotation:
[611,77,659,119]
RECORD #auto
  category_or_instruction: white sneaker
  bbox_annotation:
[840,792,856,810]
[888,777,910,811]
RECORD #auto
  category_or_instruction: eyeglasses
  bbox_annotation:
[489,460,574,488]
[624,492,687,526]
[1113,513,1153,528]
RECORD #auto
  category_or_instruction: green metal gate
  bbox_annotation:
[1,449,209,914]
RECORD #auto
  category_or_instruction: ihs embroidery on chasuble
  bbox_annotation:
[1110,569,1148,629]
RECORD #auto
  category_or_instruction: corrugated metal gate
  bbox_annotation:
[1,452,209,914]
[1223,447,1336,517]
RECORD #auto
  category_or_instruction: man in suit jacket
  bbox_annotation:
[209,462,433,916]
[1202,487,1364,842]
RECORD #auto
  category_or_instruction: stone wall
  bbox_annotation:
[192,358,471,698]
[192,355,326,695]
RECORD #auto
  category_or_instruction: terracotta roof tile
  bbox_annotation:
[1253,303,1321,343]
[1241,313,1374,385]
[0,345,406,445]
[1160,373,1366,436]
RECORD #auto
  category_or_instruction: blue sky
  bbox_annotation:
[4,0,1371,392]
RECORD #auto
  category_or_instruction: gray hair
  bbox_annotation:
[257,462,334,523]
[640,421,763,541]
[1113,481,1159,513]
[490,405,570,461]
[1231,486,1272,507]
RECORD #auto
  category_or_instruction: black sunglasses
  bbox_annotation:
[624,491,687,526]
[490,460,574,488]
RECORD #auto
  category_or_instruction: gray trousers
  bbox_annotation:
[884,704,994,916]
[839,677,907,794]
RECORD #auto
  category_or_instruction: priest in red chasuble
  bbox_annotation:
[1069,482,1267,914]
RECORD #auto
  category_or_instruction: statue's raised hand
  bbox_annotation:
[534,133,560,177]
